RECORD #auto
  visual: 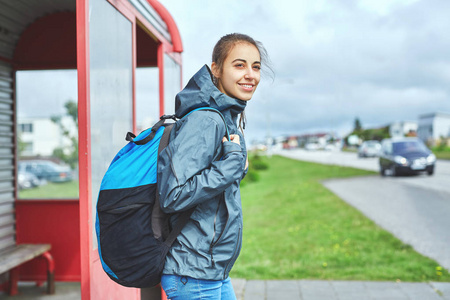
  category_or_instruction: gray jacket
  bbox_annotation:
[157,65,247,280]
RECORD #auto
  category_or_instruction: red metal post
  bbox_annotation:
[132,18,137,133]
[76,0,92,299]
[8,268,19,296]
[158,43,165,117]
[146,0,183,53]
[41,252,55,294]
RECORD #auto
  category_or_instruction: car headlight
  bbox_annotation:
[394,155,408,165]
[427,153,436,164]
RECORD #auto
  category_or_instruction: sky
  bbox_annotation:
[16,0,450,146]
[159,0,450,144]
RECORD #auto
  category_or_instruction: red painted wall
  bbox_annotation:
[137,25,159,67]
[14,12,77,70]
[15,200,81,281]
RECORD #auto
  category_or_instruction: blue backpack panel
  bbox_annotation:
[95,108,229,288]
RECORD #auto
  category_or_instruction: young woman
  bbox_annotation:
[157,33,271,300]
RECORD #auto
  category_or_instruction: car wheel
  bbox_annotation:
[427,169,434,176]
[390,165,397,177]
[380,167,386,177]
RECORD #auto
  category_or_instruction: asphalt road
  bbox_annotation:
[277,149,450,271]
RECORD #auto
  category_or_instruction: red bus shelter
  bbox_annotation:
[0,0,182,299]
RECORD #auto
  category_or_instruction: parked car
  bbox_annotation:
[17,171,41,189]
[379,138,436,176]
[358,140,381,158]
[305,143,320,151]
[324,144,337,151]
[18,160,73,183]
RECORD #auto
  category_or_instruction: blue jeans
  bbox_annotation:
[161,275,237,300]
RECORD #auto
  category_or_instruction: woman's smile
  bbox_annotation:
[238,83,255,92]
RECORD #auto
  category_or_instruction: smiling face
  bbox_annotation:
[212,42,261,101]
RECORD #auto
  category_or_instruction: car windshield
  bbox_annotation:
[392,140,428,154]
[364,142,379,148]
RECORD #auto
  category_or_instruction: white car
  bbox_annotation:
[305,143,320,151]
[358,141,381,158]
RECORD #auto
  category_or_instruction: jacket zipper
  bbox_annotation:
[209,192,228,267]
[224,227,241,279]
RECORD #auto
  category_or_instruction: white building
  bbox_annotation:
[18,116,76,157]
[389,121,417,138]
[417,112,450,145]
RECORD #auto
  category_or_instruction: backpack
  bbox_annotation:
[95,107,229,288]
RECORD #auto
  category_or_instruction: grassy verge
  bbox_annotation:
[231,155,450,282]
[431,145,450,160]
[432,148,450,160]
[341,147,357,153]
[19,180,79,199]
[435,152,450,160]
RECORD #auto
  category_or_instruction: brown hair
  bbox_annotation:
[212,33,273,132]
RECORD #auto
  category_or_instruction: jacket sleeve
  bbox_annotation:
[157,112,245,213]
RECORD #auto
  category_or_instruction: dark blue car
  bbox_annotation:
[379,138,436,176]
[18,160,73,183]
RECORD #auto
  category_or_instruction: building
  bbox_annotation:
[417,112,450,145]
[296,132,336,148]
[18,117,76,157]
[389,121,418,138]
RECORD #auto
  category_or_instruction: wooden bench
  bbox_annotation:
[0,244,55,296]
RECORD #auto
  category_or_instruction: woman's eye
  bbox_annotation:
[253,65,261,70]
[235,63,244,68]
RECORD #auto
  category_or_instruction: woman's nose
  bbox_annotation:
[244,69,255,79]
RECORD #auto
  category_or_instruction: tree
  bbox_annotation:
[51,100,78,169]
[17,131,28,157]
[354,117,362,132]
[359,126,390,141]
[344,118,390,147]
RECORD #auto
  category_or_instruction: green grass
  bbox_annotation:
[19,180,79,199]
[231,155,450,282]
[433,149,450,160]
[430,145,450,160]
[341,147,357,153]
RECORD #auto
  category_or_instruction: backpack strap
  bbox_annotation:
[151,123,175,240]
[158,123,195,246]
[126,115,177,145]
[183,107,230,141]
[160,107,229,247]
[163,208,195,247]
[157,123,174,154]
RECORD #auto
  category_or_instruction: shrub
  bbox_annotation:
[250,153,269,170]
[252,159,269,170]
[245,169,260,183]
[240,153,269,186]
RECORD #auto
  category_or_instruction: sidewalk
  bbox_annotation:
[233,279,450,300]
[2,279,450,299]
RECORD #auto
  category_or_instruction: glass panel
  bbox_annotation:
[89,0,133,247]
[136,67,159,131]
[163,54,181,115]
[16,70,79,199]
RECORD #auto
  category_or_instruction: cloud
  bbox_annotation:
[16,70,77,118]
[160,0,450,143]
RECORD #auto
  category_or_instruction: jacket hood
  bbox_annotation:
[175,65,247,127]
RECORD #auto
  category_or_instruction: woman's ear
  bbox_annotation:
[211,62,220,79]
